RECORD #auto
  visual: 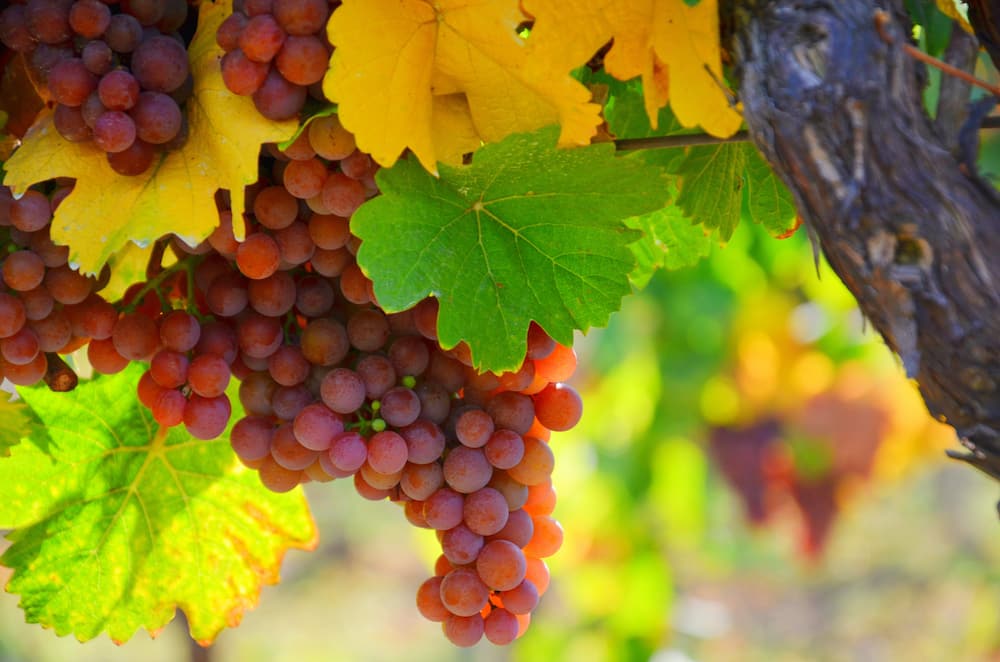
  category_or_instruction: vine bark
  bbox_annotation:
[726,1,1000,490]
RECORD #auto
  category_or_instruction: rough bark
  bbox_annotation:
[727,1,1000,487]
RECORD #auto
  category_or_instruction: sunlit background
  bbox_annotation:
[1,219,997,662]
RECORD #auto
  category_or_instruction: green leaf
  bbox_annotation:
[0,366,317,644]
[743,146,798,237]
[579,70,688,140]
[0,393,41,457]
[626,203,713,289]
[353,127,669,371]
[674,143,748,241]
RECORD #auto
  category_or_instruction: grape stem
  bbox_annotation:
[120,252,202,314]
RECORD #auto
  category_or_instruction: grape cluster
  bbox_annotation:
[0,0,192,176]
[217,0,334,120]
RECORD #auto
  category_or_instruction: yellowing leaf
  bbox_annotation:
[324,0,601,172]
[2,1,296,275]
[524,0,743,138]
[934,0,973,33]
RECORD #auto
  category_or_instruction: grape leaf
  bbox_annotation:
[578,69,687,140]
[352,127,670,371]
[524,0,743,138]
[2,0,297,275]
[743,146,798,237]
[674,143,747,241]
[323,0,601,173]
[626,197,713,289]
[0,393,40,457]
[0,366,317,644]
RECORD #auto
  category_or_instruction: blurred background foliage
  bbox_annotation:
[2,219,997,662]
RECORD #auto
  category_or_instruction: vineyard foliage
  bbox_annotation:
[0,0,969,650]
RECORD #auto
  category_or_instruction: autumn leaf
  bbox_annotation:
[324,0,601,173]
[524,0,743,138]
[2,0,297,275]
[0,366,317,644]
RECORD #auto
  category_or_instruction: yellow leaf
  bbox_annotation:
[2,0,296,275]
[935,0,973,33]
[324,0,601,172]
[524,0,743,138]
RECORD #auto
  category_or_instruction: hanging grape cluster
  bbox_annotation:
[0,0,586,649]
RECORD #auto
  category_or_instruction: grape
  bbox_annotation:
[217,12,247,51]
[497,360,535,392]
[294,274,334,316]
[380,387,420,427]
[236,232,281,280]
[282,157,327,199]
[526,323,556,360]
[309,246,352,277]
[326,430,367,473]
[29,229,69,268]
[423,487,464,531]
[367,430,408,475]
[45,265,92,304]
[53,103,92,141]
[3,251,46,291]
[439,567,489,617]
[0,6,35,52]
[270,383,312,420]
[487,470,528,511]
[275,34,328,85]
[387,336,430,378]
[307,214,350,251]
[506,436,554,486]
[273,221,315,265]
[353,471,392,501]
[273,0,328,35]
[483,608,519,645]
[253,185,298,230]
[11,190,52,233]
[443,614,485,648]
[131,91,182,144]
[132,35,189,93]
[81,40,113,75]
[524,557,550,595]
[443,446,492,494]
[149,349,189,388]
[0,352,48,386]
[21,287,55,322]
[533,383,583,431]
[356,353,395,399]
[319,367,366,414]
[415,382,451,424]
[97,69,139,111]
[247,271,296,316]
[415,576,450,622]
[484,429,524,470]
[281,130,316,160]
[270,423,317,470]
[488,508,534,548]
[292,402,343,451]
[188,354,231,398]
[476,539,526,592]
[320,172,366,218]
[399,461,444,501]
[463,487,509,537]
[112,312,159,360]
[267,345,310,386]
[300,318,349,366]
[239,14,285,63]
[339,149,374,180]
[486,391,535,436]
[533,342,576,382]
[26,0,72,44]
[88,336,129,374]
[345,309,389,353]
[499,579,539,615]
[183,394,231,440]
[307,115,356,160]
[239,370,277,416]
[523,515,563,558]
[155,0,188,32]
[107,139,156,176]
[152,389,186,426]
[195,320,239,363]
[237,313,283,359]
[159,310,201,352]
[104,13,143,53]
[122,0,164,26]
[455,408,494,448]
[400,419,446,464]
[359,462,403,490]
[257,455,302,492]
[93,110,137,153]
[1,327,41,365]
[252,67,306,120]
[206,272,249,317]
[231,416,274,462]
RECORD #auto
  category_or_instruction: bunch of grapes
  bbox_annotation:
[216,0,334,120]
[0,0,192,176]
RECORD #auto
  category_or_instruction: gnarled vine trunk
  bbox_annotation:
[726,1,1000,492]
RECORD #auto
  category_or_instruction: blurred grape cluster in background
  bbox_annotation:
[1,222,997,662]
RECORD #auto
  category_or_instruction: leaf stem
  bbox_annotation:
[614,131,750,151]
